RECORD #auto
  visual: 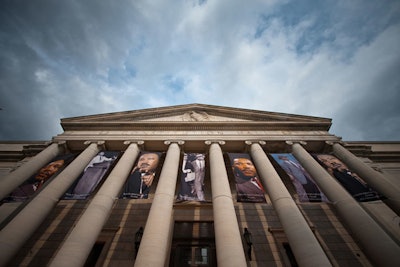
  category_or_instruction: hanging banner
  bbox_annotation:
[121,152,161,199]
[271,153,328,202]
[314,154,382,202]
[228,153,266,203]
[177,153,206,201]
[5,154,76,202]
[64,151,119,200]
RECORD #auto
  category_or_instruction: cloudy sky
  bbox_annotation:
[0,0,399,141]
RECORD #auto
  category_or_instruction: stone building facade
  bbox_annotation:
[0,104,399,267]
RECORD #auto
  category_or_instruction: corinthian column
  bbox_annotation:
[331,142,400,215]
[207,141,247,267]
[0,142,101,267]
[249,142,331,267]
[291,142,400,267]
[134,141,182,267]
[0,142,65,200]
[49,141,142,267]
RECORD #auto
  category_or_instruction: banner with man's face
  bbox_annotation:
[63,151,120,200]
[121,152,161,199]
[177,153,206,202]
[4,154,76,202]
[228,153,266,203]
[314,154,382,202]
[271,153,328,202]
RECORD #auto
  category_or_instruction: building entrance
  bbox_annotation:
[169,222,216,267]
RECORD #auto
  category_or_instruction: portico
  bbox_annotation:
[1,104,399,267]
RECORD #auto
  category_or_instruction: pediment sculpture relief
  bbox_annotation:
[182,111,210,121]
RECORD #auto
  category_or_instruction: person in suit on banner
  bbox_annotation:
[277,154,326,202]
[123,152,160,199]
[232,157,266,203]
[178,153,206,201]
[316,154,381,202]
[72,151,117,197]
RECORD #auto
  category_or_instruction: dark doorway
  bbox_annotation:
[170,222,216,267]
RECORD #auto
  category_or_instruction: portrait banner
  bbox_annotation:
[5,153,76,202]
[64,151,119,200]
[314,154,382,202]
[271,153,328,202]
[228,153,266,203]
[177,153,206,202]
[121,151,161,199]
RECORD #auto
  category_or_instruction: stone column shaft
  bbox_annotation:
[209,143,247,267]
[134,142,181,267]
[0,142,64,200]
[250,143,332,267]
[0,142,101,267]
[332,143,400,215]
[291,143,400,267]
[49,142,141,267]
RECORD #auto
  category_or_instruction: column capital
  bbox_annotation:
[205,140,225,146]
[56,140,66,146]
[83,140,105,145]
[123,140,144,145]
[55,141,68,152]
[285,141,307,146]
[123,140,144,150]
[83,140,106,149]
[164,140,185,146]
[244,140,266,146]
[325,140,345,146]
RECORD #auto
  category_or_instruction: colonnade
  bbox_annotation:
[49,141,141,267]
[134,141,248,267]
[0,140,399,267]
[0,141,102,267]
[291,142,400,267]
[0,142,65,201]
[331,142,400,214]
[249,141,332,267]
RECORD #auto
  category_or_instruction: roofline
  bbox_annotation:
[61,103,332,123]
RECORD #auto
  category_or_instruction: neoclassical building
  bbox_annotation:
[0,103,399,267]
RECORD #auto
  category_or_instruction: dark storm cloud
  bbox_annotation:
[331,51,400,141]
[0,0,142,140]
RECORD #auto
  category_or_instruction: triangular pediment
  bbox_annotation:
[62,103,328,122]
[139,113,252,122]
[61,103,332,131]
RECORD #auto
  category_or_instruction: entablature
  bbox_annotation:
[61,121,332,132]
[52,138,340,154]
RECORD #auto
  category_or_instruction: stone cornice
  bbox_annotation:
[61,120,332,131]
